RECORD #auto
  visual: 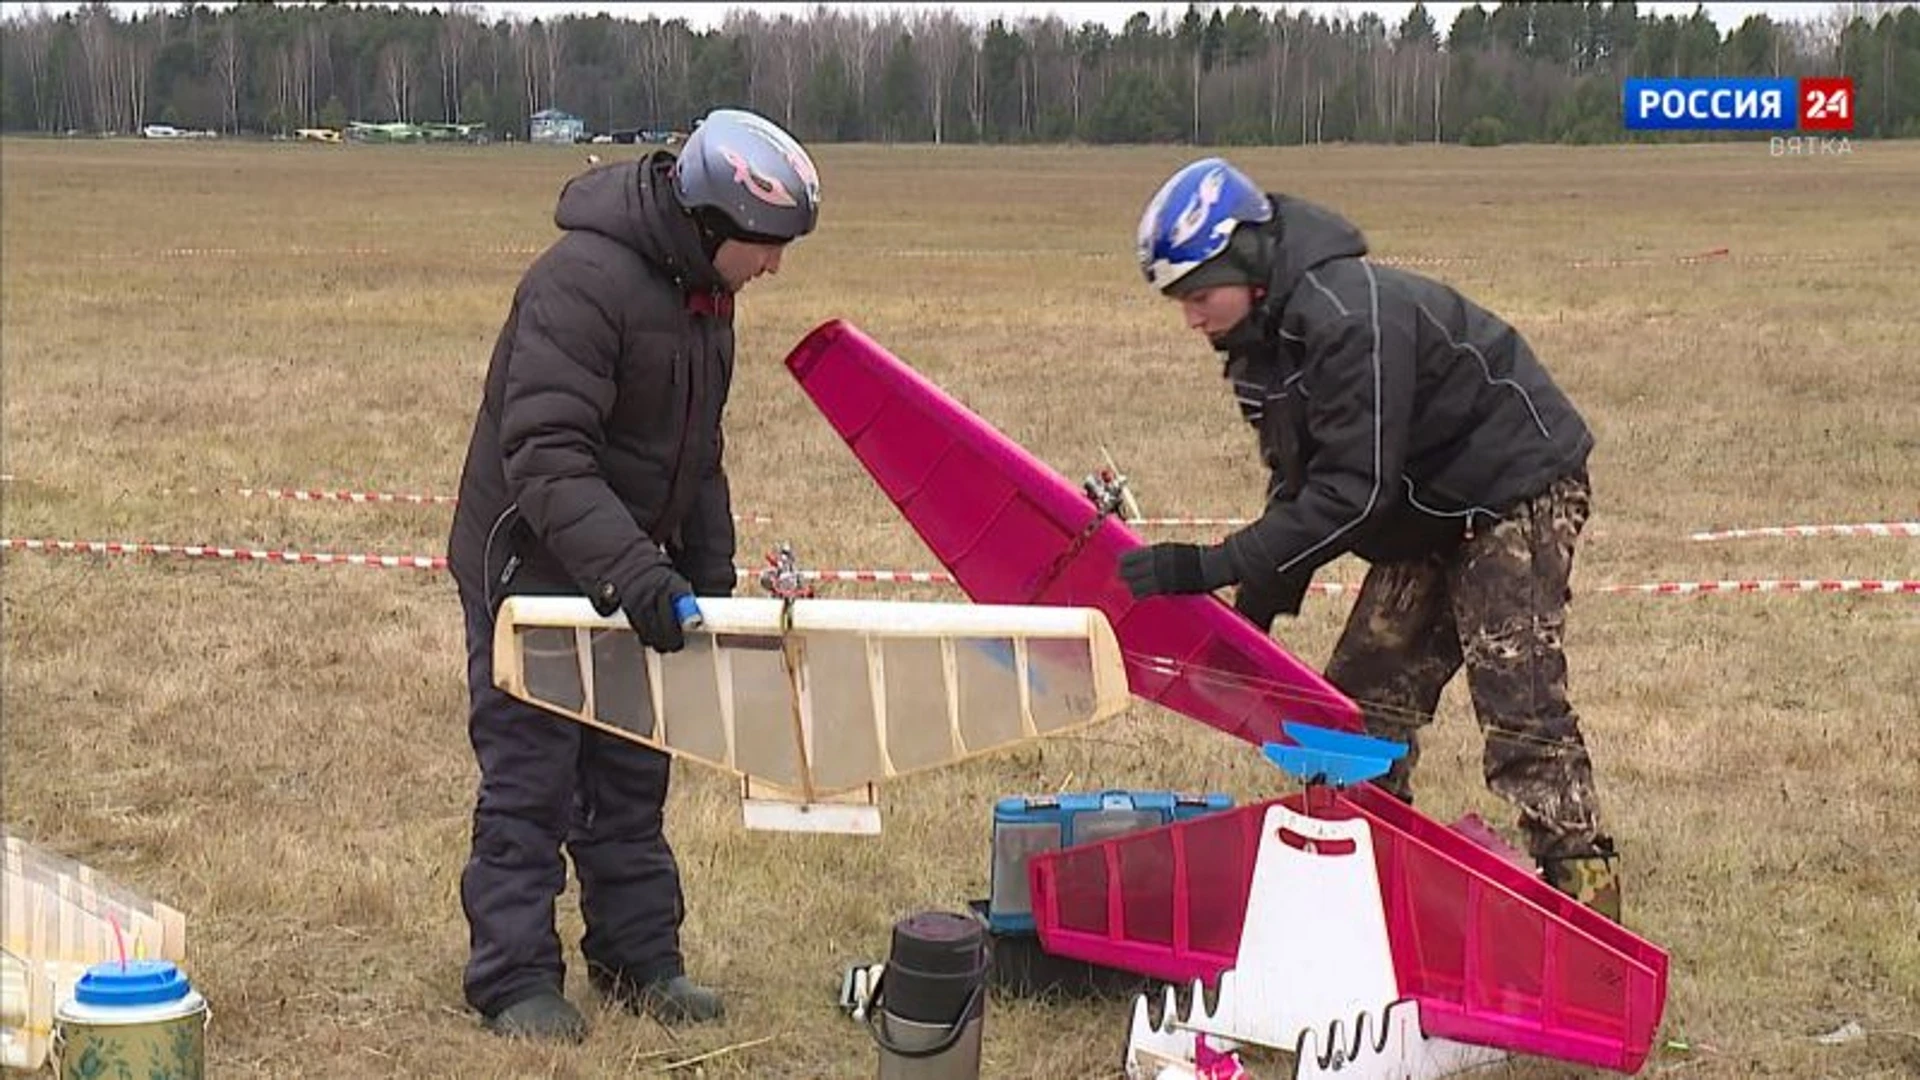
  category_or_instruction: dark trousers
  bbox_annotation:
[458,579,685,1018]
[1324,472,1606,862]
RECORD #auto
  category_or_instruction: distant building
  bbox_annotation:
[530,109,584,145]
[611,126,689,146]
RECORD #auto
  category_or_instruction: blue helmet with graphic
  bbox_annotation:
[1136,157,1273,295]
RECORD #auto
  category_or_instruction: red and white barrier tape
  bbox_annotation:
[1,538,448,570]
[10,474,1192,528]
[0,538,1356,591]
[161,486,461,507]
[890,248,1117,260]
[759,568,956,585]
[129,486,776,524]
[1689,522,1919,541]
[1129,514,1917,537]
[1376,247,1731,270]
[1595,579,1919,596]
[0,539,941,580]
[74,245,1888,272]
[79,245,544,260]
[1565,247,1731,269]
[8,540,1914,599]
[886,248,1740,269]
[78,483,1920,543]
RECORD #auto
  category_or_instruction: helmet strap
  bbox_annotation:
[689,207,730,261]
[690,206,790,257]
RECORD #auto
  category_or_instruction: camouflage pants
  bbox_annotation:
[1325,472,1606,861]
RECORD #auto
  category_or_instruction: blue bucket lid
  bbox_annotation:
[74,960,193,1007]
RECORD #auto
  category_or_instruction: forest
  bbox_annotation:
[3,2,1917,145]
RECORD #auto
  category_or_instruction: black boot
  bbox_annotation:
[482,988,588,1042]
[637,975,726,1025]
[596,969,725,1026]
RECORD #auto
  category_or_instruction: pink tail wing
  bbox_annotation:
[783,319,1361,745]
[1029,789,1671,1074]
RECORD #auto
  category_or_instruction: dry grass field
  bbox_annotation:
[2,135,1916,1078]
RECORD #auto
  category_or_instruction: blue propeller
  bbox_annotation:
[1262,722,1408,788]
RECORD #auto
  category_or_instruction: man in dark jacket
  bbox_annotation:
[446,108,821,1040]
[1119,157,1620,921]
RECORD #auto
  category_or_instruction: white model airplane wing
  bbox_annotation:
[492,596,1129,833]
[2,832,189,1070]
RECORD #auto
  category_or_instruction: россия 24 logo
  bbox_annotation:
[1623,77,1854,133]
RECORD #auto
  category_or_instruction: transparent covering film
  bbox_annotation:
[802,633,883,791]
[1073,810,1166,845]
[1,946,54,1070]
[725,634,803,789]
[1027,637,1099,733]
[590,627,655,739]
[955,639,1024,749]
[3,833,185,968]
[989,823,1063,917]
[3,831,176,936]
[660,637,728,764]
[518,627,585,713]
[495,597,1128,808]
[2,834,189,1070]
[881,637,951,772]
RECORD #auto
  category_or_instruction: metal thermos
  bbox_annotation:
[866,911,988,1080]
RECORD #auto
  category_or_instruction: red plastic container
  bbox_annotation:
[1028,787,1669,1074]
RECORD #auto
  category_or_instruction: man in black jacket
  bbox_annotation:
[446,109,821,1040]
[1119,158,1620,921]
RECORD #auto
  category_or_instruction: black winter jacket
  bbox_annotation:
[448,153,737,615]
[1216,195,1593,601]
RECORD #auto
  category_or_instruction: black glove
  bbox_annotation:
[1118,543,1236,599]
[677,559,737,598]
[1233,569,1313,630]
[622,562,696,653]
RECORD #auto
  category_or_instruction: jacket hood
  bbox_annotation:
[1211,194,1371,356]
[1264,193,1369,302]
[553,152,727,293]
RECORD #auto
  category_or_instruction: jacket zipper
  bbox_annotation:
[655,320,701,543]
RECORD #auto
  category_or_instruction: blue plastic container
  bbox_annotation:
[987,790,1233,933]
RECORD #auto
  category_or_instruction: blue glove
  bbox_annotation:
[1118,543,1236,598]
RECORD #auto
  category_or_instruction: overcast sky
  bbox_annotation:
[3,1,1865,30]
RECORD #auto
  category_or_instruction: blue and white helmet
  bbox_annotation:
[1136,157,1273,294]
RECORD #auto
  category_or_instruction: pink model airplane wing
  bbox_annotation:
[1029,788,1670,1073]
[783,319,1361,746]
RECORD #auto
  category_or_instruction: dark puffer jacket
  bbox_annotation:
[1216,194,1593,598]
[448,152,737,615]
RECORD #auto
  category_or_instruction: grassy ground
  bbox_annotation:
[2,137,1917,1078]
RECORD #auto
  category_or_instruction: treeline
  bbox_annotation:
[3,2,1918,145]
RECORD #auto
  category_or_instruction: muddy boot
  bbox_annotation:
[1539,840,1622,923]
[482,988,588,1042]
